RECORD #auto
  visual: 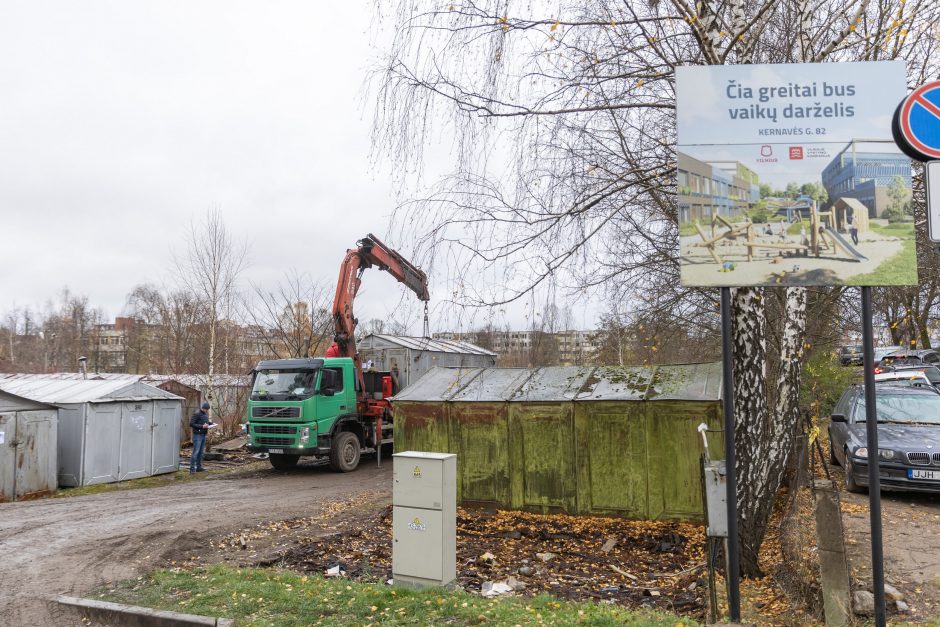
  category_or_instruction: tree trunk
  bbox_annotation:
[732,285,808,577]
[208,304,217,404]
[731,286,769,576]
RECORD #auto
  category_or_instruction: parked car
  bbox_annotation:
[878,349,940,369]
[873,346,902,363]
[838,344,863,366]
[874,370,932,387]
[829,384,940,493]
[877,364,940,388]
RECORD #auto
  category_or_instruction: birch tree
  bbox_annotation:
[175,210,248,396]
[373,0,940,575]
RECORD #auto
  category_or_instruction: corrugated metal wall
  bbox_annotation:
[394,399,722,521]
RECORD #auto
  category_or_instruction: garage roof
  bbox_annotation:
[0,376,182,404]
[393,362,722,402]
[0,388,57,411]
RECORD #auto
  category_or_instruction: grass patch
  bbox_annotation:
[55,461,267,498]
[870,222,915,238]
[844,238,917,286]
[56,469,198,498]
[99,565,694,626]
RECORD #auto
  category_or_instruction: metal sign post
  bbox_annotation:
[861,288,886,626]
[720,287,741,621]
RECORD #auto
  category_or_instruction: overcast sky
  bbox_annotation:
[2,2,592,334]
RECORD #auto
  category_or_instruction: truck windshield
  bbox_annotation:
[251,369,318,401]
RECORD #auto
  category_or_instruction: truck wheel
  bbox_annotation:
[330,431,360,472]
[269,453,299,471]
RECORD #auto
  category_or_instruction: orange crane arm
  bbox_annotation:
[330,234,430,397]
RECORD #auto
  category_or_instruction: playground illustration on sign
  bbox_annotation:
[676,61,917,287]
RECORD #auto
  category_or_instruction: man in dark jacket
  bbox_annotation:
[190,401,213,474]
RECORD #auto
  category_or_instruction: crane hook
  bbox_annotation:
[423,301,430,338]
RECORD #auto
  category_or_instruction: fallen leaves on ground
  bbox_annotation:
[267,506,709,618]
[840,501,869,515]
[209,491,384,555]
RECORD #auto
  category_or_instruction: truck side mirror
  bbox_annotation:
[830,413,846,423]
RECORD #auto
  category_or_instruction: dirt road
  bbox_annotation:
[0,462,391,626]
[840,485,940,619]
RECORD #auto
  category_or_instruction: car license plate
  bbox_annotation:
[908,469,940,480]
[269,448,284,454]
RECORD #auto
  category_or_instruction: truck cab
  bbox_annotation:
[246,357,365,471]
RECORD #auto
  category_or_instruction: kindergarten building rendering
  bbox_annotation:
[821,141,912,218]
[677,153,759,223]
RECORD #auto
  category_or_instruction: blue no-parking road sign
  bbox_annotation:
[893,81,940,241]
[895,81,940,161]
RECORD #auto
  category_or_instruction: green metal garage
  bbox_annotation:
[392,363,723,521]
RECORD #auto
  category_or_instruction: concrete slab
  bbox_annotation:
[55,595,229,627]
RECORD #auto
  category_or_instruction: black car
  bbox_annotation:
[878,349,940,369]
[829,384,940,493]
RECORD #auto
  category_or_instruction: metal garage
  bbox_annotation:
[393,363,723,521]
[0,389,58,501]
[0,377,183,487]
[358,334,497,390]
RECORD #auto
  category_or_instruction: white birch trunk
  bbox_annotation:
[730,286,769,575]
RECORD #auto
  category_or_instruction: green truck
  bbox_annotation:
[245,357,395,472]
[245,233,431,472]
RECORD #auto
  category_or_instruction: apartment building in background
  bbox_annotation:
[435,329,599,366]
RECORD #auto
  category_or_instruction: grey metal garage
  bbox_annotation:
[0,377,183,487]
[0,389,58,501]
[358,334,497,390]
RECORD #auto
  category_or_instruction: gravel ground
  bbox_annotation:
[0,460,391,626]
[835,466,940,619]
